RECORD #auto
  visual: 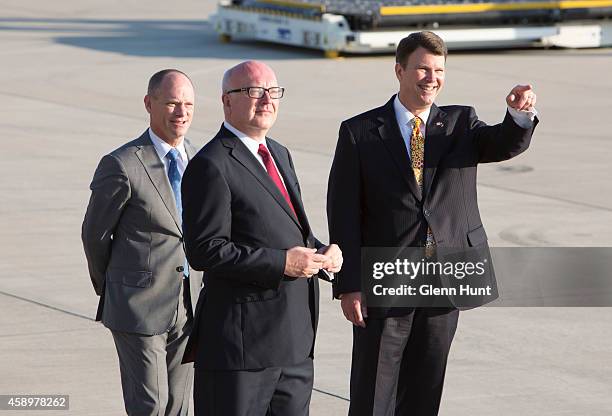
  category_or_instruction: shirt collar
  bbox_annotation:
[223,121,268,155]
[393,94,432,127]
[148,128,187,162]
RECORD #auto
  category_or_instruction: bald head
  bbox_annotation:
[221,61,280,142]
[148,69,193,98]
[222,61,277,93]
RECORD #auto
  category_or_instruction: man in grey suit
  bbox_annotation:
[82,69,203,415]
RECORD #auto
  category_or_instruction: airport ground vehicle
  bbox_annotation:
[210,0,612,56]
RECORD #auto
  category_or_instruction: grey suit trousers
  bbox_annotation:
[111,279,193,416]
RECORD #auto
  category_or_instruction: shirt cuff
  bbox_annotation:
[507,106,538,129]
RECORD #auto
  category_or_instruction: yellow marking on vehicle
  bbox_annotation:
[381,0,612,15]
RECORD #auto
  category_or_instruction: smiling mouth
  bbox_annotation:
[419,85,437,93]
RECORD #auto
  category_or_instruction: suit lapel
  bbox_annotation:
[267,140,307,232]
[376,96,422,201]
[135,131,182,233]
[185,139,198,161]
[424,105,450,199]
[219,127,303,230]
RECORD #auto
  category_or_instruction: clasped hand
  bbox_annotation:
[284,244,343,278]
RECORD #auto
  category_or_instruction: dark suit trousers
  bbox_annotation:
[348,308,459,416]
[111,279,194,416]
[194,357,313,416]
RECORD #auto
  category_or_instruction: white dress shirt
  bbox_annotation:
[393,95,538,160]
[393,97,432,160]
[223,121,288,188]
[148,128,188,176]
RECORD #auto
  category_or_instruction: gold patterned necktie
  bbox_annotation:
[410,116,425,187]
[410,116,436,248]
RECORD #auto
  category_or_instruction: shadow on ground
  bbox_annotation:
[0,17,324,59]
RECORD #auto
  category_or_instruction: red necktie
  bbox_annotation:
[258,144,297,218]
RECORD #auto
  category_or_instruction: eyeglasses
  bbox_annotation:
[225,86,285,99]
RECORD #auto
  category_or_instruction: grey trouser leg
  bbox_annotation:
[111,280,193,416]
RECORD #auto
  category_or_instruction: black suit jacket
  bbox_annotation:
[181,125,320,370]
[327,96,537,315]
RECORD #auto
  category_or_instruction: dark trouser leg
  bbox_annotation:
[194,366,278,416]
[194,357,313,416]
[270,357,313,416]
[395,308,459,416]
[347,309,459,416]
[347,318,386,416]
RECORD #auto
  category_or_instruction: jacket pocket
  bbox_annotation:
[467,225,488,247]
[107,269,153,288]
[234,290,279,303]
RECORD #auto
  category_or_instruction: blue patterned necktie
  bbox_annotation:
[166,148,189,277]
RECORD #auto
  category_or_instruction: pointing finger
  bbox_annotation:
[513,84,533,93]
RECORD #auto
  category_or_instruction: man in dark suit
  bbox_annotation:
[327,31,538,416]
[82,69,203,415]
[181,60,342,416]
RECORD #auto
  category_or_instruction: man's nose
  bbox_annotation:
[175,103,188,115]
[259,90,273,103]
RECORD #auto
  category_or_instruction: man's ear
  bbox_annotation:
[394,63,403,82]
[144,95,152,114]
[222,94,231,113]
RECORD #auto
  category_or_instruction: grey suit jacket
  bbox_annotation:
[82,130,204,335]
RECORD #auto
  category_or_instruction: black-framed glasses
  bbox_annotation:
[225,86,285,99]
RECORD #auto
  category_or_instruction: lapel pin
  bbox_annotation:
[435,121,444,127]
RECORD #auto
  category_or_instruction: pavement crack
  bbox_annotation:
[0,290,95,322]
[0,327,98,338]
[312,387,349,402]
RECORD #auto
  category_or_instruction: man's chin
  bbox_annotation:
[253,118,275,130]
[171,127,189,137]
[418,96,436,107]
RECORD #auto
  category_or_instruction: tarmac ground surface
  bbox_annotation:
[1,1,612,415]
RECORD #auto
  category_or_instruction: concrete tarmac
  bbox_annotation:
[1,0,612,414]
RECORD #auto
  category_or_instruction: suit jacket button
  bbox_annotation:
[424,209,431,217]
[176,266,184,272]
